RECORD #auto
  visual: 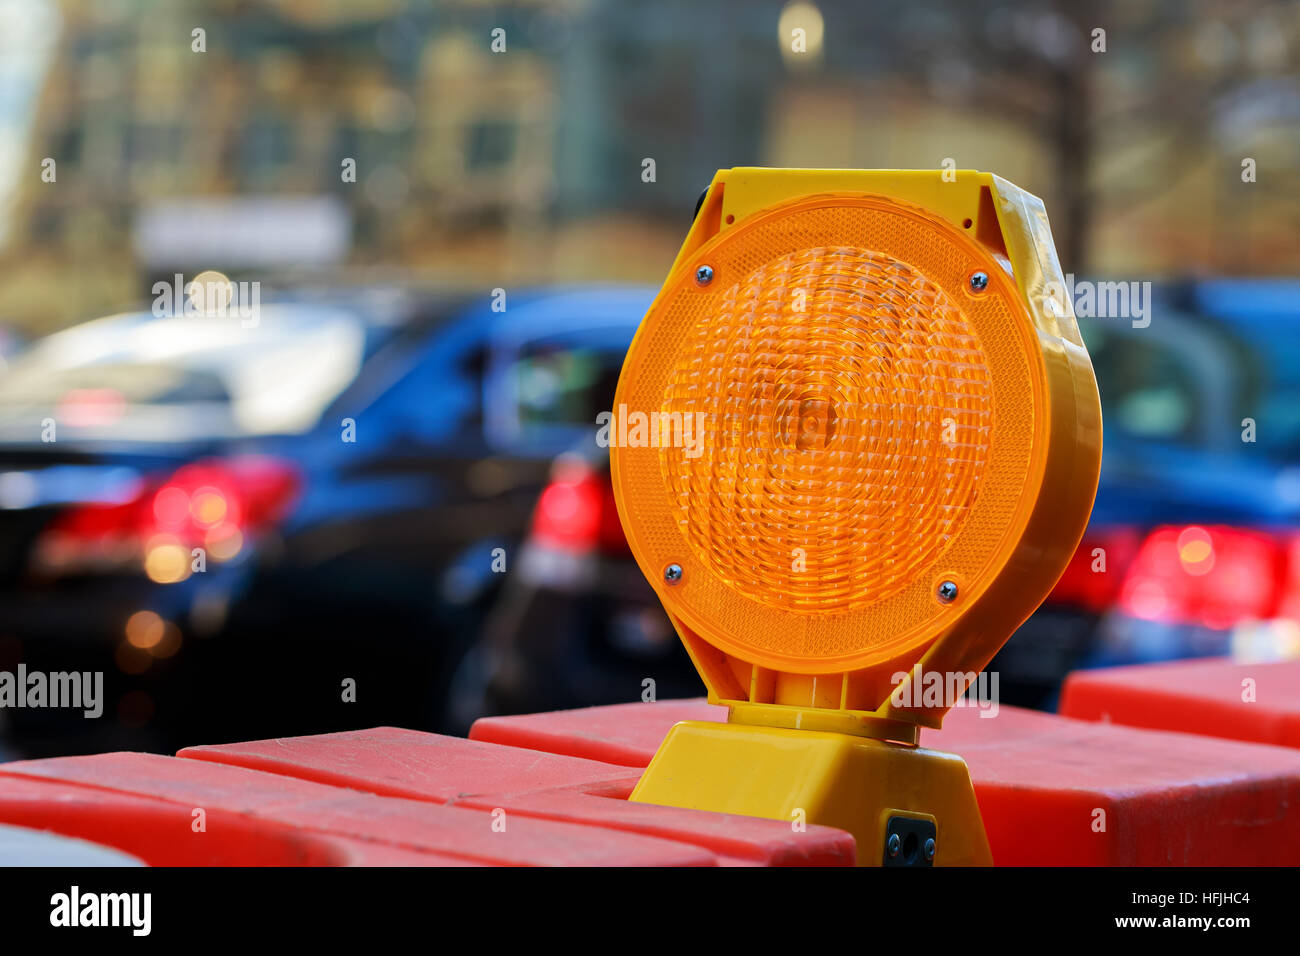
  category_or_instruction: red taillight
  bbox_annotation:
[36,456,300,578]
[1048,526,1143,612]
[1279,534,1300,622]
[1118,525,1286,629]
[530,460,628,556]
[148,458,299,541]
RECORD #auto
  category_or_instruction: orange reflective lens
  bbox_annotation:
[616,194,1041,674]
[663,244,994,615]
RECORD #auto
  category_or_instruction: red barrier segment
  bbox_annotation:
[4,730,852,865]
[0,753,718,866]
[178,726,638,802]
[0,772,466,866]
[1059,657,1300,749]
[470,700,725,765]
[181,727,853,866]
[470,698,1300,865]
[932,704,1300,865]
[450,789,854,867]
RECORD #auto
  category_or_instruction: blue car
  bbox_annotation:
[0,284,656,755]
[997,281,1300,704]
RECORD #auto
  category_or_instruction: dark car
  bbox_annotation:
[451,447,699,731]
[473,281,1300,718]
[0,284,655,755]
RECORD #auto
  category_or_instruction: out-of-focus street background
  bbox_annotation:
[0,0,1297,758]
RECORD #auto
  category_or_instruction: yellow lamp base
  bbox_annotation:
[629,720,992,866]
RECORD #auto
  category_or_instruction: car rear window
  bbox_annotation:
[0,306,368,438]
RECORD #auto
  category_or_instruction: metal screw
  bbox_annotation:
[695,264,714,286]
[664,563,683,585]
[924,837,936,861]
[937,580,959,603]
[969,271,989,292]
[887,833,901,858]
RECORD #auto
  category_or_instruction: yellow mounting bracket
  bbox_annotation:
[612,168,1102,866]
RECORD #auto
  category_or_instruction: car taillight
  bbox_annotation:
[1279,533,1300,622]
[1047,526,1143,612]
[1118,524,1287,629]
[35,456,300,581]
[530,460,627,556]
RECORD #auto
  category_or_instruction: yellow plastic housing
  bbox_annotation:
[611,168,1101,733]
[630,720,992,866]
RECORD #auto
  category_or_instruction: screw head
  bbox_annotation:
[937,580,959,603]
[664,563,683,585]
[887,833,901,858]
[924,837,936,861]
[695,264,714,286]
[969,271,989,292]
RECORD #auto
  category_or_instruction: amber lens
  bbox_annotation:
[614,195,1041,671]
[663,246,991,612]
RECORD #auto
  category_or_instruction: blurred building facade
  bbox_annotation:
[0,0,1297,332]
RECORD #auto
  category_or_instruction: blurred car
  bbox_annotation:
[446,287,703,729]
[454,448,698,730]
[0,284,655,755]
[474,281,1300,718]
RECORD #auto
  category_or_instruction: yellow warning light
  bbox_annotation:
[611,168,1102,865]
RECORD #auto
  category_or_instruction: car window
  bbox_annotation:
[0,307,368,439]
[512,346,620,430]
[1082,307,1298,463]
[1085,323,1206,446]
[1192,282,1300,460]
[485,334,626,454]
[1210,322,1300,462]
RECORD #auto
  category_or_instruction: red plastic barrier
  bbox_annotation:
[181,728,852,866]
[451,788,851,866]
[1060,657,1300,749]
[471,698,1300,865]
[932,704,1300,865]
[11,692,1300,865]
[0,752,716,866]
[0,770,466,866]
[470,700,724,765]
[0,730,853,866]
[179,726,639,801]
